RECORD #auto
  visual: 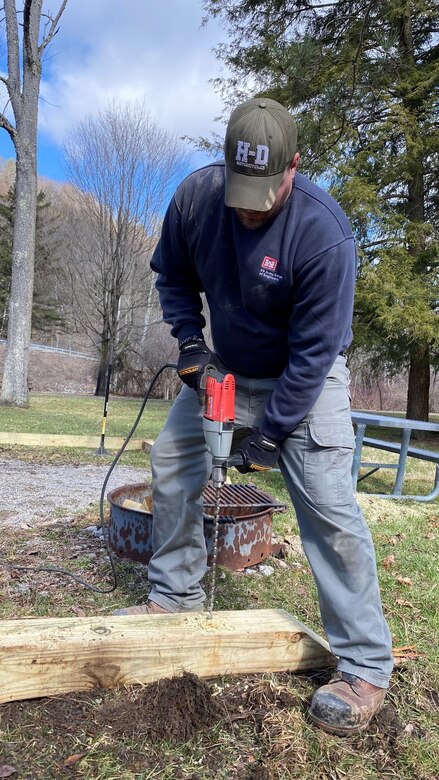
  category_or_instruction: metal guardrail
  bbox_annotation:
[0,339,97,361]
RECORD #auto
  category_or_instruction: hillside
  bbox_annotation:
[0,343,98,395]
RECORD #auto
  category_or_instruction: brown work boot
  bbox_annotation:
[308,671,387,736]
[112,600,171,616]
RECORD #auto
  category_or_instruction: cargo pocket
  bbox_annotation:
[304,419,355,505]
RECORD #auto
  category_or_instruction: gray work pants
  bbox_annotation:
[148,356,393,687]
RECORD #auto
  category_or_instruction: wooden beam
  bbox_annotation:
[0,432,145,450]
[0,610,335,704]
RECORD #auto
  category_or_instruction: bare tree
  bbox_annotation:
[63,101,189,395]
[0,0,68,406]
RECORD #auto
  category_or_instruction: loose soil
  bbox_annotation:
[95,672,225,744]
[0,669,417,780]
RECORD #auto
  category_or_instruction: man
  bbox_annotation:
[114,98,393,736]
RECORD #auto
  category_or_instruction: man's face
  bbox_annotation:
[235,154,300,230]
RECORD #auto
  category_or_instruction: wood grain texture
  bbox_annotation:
[0,609,335,703]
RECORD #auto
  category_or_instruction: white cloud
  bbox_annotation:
[38,0,229,147]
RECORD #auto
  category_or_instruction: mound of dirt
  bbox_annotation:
[96,671,225,744]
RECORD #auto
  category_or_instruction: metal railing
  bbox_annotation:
[0,339,97,361]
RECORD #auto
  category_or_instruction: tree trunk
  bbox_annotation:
[95,335,110,396]
[406,342,430,422]
[1,0,68,406]
[95,290,121,396]
[1,134,38,407]
[399,7,431,422]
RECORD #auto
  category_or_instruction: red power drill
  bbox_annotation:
[201,367,236,616]
[202,368,236,489]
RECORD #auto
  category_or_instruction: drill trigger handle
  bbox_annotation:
[201,364,224,385]
[198,363,220,404]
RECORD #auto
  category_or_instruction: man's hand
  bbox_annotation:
[177,337,211,392]
[233,429,280,473]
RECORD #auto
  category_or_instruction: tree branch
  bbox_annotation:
[23,0,43,71]
[3,0,21,116]
[38,0,68,55]
[360,238,397,250]
[0,111,16,144]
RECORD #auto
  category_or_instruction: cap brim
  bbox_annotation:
[225,166,285,212]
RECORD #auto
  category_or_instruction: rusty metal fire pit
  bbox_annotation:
[107,482,287,570]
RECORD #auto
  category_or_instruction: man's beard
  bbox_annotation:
[234,207,279,230]
[234,181,293,230]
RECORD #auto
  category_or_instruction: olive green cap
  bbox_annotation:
[224,97,297,212]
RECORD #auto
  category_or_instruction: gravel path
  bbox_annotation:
[0,458,151,529]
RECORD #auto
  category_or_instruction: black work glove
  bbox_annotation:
[177,337,211,392]
[232,429,280,473]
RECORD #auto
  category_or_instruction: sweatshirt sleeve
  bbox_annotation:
[150,195,206,343]
[260,237,357,442]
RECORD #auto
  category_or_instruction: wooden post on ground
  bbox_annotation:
[0,609,335,704]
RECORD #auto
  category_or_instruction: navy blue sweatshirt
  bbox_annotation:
[151,163,356,442]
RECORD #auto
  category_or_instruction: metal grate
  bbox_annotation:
[203,482,286,513]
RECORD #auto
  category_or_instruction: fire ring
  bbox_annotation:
[107,482,287,570]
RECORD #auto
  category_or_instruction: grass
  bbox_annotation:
[0,393,171,439]
[0,394,438,779]
[0,495,438,779]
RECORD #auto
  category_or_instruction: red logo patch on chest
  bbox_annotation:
[261,256,278,272]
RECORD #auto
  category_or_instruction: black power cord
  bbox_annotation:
[1,363,177,594]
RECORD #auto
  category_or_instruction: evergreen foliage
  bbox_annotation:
[0,186,65,338]
[203,0,439,417]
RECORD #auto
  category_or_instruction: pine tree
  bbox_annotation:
[0,186,65,338]
[203,0,439,419]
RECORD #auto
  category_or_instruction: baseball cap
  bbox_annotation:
[224,97,297,212]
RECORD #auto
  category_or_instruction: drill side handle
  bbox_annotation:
[226,452,246,468]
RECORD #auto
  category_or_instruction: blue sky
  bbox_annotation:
[0,0,229,182]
